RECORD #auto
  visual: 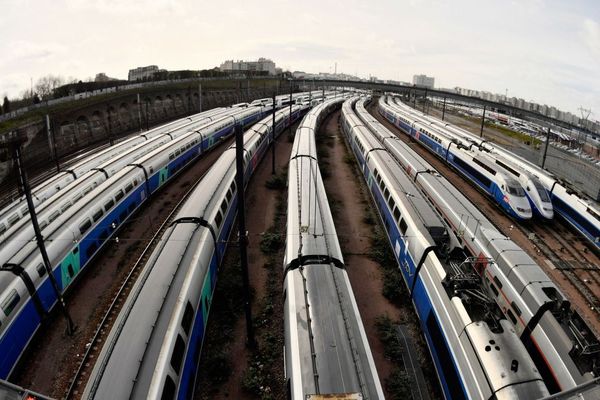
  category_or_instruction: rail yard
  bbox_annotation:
[0,89,599,400]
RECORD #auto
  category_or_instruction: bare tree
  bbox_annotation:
[35,74,65,100]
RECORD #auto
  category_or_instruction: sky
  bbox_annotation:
[0,0,598,117]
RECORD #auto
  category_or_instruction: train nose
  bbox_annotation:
[539,203,554,219]
[513,196,532,220]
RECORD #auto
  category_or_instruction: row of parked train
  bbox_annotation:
[379,95,600,252]
[0,91,338,381]
[341,95,599,399]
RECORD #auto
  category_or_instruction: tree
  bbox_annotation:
[3,96,10,113]
[32,93,41,104]
[35,74,65,100]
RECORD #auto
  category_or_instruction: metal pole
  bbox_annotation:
[442,97,447,121]
[541,127,551,169]
[423,89,427,113]
[45,114,59,172]
[288,80,293,137]
[272,93,276,174]
[234,124,255,348]
[12,142,76,335]
[137,93,143,132]
[480,104,487,137]
[199,83,202,113]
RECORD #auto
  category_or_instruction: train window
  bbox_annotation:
[92,209,103,223]
[507,309,517,324]
[61,202,72,213]
[169,153,174,161]
[133,179,139,187]
[399,219,408,235]
[489,282,499,297]
[215,211,223,228]
[104,199,115,211]
[161,376,176,400]
[170,335,185,374]
[182,302,194,335]
[115,190,124,202]
[393,207,401,222]
[37,263,46,277]
[493,276,503,289]
[7,214,18,227]
[0,223,5,236]
[79,219,92,235]
[220,200,227,214]
[511,301,522,316]
[1,289,20,317]
[150,167,154,174]
[226,189,232,203]
[49,211,60,223]
[125,183,133,193]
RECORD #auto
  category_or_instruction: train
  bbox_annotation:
[342,96,550,399]
[0,109,229,238]
[81,104,306,399]
[0,105,272,379]
[283,97,384,399]
[353,96,600,396]
[388,96,599,250]
[388,97,554,220]
[378,97,533,221]
[0,107,252,263]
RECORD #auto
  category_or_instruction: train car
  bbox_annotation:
[390,97,598,247]
[81,105,305,400]
[389,98,554,219]
[378,97,532,220]
[0,107,254,267]
[343,97,549,399]
[0,107,228,240]
[284,97,384,399]
[0,106,270,379]
[355,97,600,394]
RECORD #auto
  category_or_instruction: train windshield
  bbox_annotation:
[533,179,551,202]
[507,185,525,197]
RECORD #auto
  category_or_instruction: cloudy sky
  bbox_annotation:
[0,0,598,117]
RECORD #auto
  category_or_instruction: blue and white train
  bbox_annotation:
[355,97,600,396]
[389,98,554,220]
[81,104,305,400]
[379,97,532,221]
[0,106,271,379]
[0,107,246,264]
[343,97,549,399]
[0,108,229,238]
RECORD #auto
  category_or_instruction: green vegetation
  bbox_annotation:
[265,168,287,190]
[376,315,415,400]
[242,190,287,399]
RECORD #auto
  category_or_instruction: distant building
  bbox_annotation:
[128,65,161,81]
[94,73,117,82]
[413,74,435,89]
[219,58,277,75]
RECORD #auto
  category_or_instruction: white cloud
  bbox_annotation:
[582,18,600,58]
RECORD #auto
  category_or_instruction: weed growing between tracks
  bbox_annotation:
[375,315,414,399]
[241,173,288,399]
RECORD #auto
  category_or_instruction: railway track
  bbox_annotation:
[64,171,207,399]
